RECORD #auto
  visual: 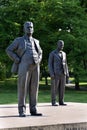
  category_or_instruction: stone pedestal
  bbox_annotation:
[0,103,87,130]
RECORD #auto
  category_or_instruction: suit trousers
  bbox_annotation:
[51,74,66,104]
[17,63,39,114]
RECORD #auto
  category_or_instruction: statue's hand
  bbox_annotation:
[15,57,20,64]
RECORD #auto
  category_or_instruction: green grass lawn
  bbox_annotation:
[0,77,87,104]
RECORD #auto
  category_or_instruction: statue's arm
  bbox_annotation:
[6,38,20,63]
[38,41,43,63]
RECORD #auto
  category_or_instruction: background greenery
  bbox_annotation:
[0,77,87,104]
[0,0,87,93]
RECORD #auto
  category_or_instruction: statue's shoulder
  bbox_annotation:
[52,49,57,54]
[50,50,56,56]
[14,36,24,42]
[62,51,66,55]
[33,38,39,44]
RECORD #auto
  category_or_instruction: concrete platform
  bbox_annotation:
[0,102,87,130]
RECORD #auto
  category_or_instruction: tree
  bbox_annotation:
[0,0,87,89]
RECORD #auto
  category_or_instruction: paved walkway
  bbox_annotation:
[0,102,87,130]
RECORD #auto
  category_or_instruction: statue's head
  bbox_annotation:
[24,21,34,36]
[57,40,64,51]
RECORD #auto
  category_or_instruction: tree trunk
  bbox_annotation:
[74,75,80,90]
[45,76,48,86]
[75,81,80,90]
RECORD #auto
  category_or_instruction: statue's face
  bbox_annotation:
[24,22,34,35]
[57,40,64,51]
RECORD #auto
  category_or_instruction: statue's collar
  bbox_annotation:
[23,35,33,40]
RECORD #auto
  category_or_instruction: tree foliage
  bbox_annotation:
[0,0,87,89]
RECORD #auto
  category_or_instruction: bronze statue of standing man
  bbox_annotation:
[48,40,69,106]
[6,21,42,117]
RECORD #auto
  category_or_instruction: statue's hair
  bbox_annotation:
[57,40,64,44]
[24,21,33,28]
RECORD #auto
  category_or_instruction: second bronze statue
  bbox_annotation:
[48,40,69,106]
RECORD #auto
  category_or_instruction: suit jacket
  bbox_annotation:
[6,35,42,74]
[48,49,69,77]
